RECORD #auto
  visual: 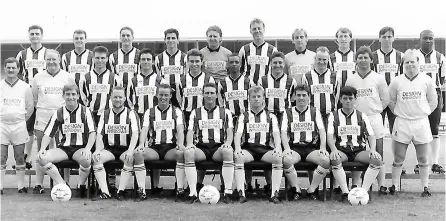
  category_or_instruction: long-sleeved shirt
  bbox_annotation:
[0,79,34,124]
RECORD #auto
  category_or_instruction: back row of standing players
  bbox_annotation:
[3,18,444,200]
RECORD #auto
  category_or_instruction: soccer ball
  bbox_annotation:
[51,183,72,202]
[199,185,220,204]
[348,187,369,205]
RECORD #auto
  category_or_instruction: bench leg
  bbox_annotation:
[323,176,327,202]
[284,177,288,201]
[330,172,334,201]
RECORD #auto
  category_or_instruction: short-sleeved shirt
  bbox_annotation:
[97,107,139,147]
[0,79,34,124]
[188,106,233,144]
[143,105,183,145]
[200,46,232,82]
[239,42,277,84]
[237,109,279,147]
[327,109,374,148]
[281,106,324,144]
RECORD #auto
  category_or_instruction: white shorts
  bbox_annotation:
[35,109,56,132]
[1,121,30,145]
[392,117,432,145]
[368,113,386,139]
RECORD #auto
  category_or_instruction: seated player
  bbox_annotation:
[281,85,329,201]
[234,86,283,204]
[135,83,185,201]
[1,57,34,194]
[327,86,383,202]
[183,83,234,204]
[36,84,95,197]
[389,50,438,197]
[92,86,139,200]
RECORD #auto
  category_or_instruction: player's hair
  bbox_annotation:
[294,84,311,96]
[248,85,265,98]
[187,49,203,61]
[62,84,80,95]
[139,48,155,60]
[112,86,126,93]
[402,49,420,62]
[45,49,61,60]
[270,51,285,61]
[120,26,134,36]
[355,46,373,60]
[156,83,172,95]
[4,57,20,68]
[379,26,394,37]
[206,25,222,37]
[335,27,352,38]
[202,82,218,93]
[92,46,109,56]
[340,86,357,98]
[250,18,265,29]
[292,28,308,39]
[28,25,43,34]
[420,29,434,38]
[228,52,241,60]
[315,46,330,54]
[164,28,179,39]
[73,29,87,38]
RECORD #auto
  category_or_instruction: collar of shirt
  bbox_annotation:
[336,49,352,56]
[47,69,61,77]
[139,71,155,79]
[4,78,19,87]
[404,73,419,81]
[93,69,108,76]
[165,49,180,57]
[295,49,307,55]
[252,41,266,48]
[112,107,126,116]
[121,47,135,55]
[250,108,265,116]
[357,70,372,79]
[65,104,80,114]
[314,68,329,76]
[379,48,394,57]
[420,49,434,57]
[204,105,218,113]
[188,72,203,80]
[30,46,44,54]
[157,104,171,113]
[228,73,243,82]
[271,72,285,81]
[294,105,309,114]
[74,49,87,57]
[340,109,355,118]
[207,46,220,52]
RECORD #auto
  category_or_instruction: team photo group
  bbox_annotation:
[1,17,444,205]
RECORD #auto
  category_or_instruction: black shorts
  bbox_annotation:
[59,145,83,159]
[92,112,101,126]
[26,108,36,134]
[151,143,176,160]
[184,111,192,128]
[337,145,364,162]
[104,146,127,160]
[196,143,222,161]
[290,143,317,160]
[242,143,272,161]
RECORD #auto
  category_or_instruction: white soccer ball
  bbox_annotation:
[199,185,220,204]
[51,183,72,202]
[348,187,369,205]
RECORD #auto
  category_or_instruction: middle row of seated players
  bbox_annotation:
[37,81,383,204]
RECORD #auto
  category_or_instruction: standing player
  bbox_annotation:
[415,30,445,174]
[61,29,94,88]
[285,28,316,85]
[0,58,34,194]
[80,46,122,124]
[127,48,163,119]
[136,83,185,201]
[239,18,278,85]
[233,86,283,204]
[200,25,232,83]
[281,85,329,201]
[327,86,384,202]
[16,25,47,169]
[345,46,390,194]
[389,50,438,197]
[92,87,140,200]
[259,51,297,120]
[183,83,234,203]
[31,50,75,194]
[179,49,216,127]
[302,46,337,128]
[331,28,356,109]
[109,27,140,90]
[155,28,187,108]
[36,85,95,197]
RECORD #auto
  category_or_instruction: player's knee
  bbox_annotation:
[176,150,185,163]
[270,154,282,165]
[330,159,342,167]
[320,157,331,169]
[92,153,101,164]
[282,155,294,168]
[184,148,195,162]
[14,153,25,165]
[221,147,233,160]
[0,156,7,167]
[393,153,405,163]
[234,152,244,164]
[133,152,144,164]
[417,156,429,165]
[370,157,383,167]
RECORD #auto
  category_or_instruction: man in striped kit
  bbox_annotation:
[234,86,283,204]
[80,46,122,125]
[92,87,140,200]
[345,46,390,195]
[36,85,95,198]
[179,49,215,128]
[61,29,94,88]
[0,58,34,194]
[155,28,187,108]
[109,27,140,90]
[414,30,445,174]
[327,86,383,203]
[136,83,185,201]
[16,25,47,170]
[281,85,329,201]
[182,83,234,203]
[239,18,277,85]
